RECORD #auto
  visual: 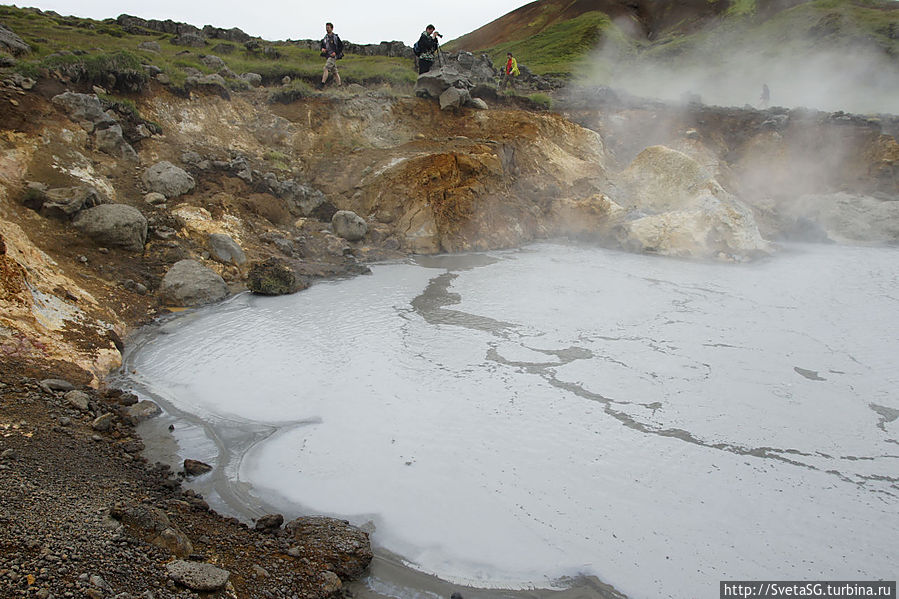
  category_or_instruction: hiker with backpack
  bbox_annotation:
[414,24,441,75]
[500,52,520,89]
[319,22,344,88]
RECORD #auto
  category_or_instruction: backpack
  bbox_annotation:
[413,40,421,56]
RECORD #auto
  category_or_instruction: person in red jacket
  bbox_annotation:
[501,52,519,89]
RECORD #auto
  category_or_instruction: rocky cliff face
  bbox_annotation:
[1,73,897,383]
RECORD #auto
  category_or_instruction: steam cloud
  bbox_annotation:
[589,17,899,115]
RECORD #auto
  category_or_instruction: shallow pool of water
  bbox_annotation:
[123,242,899,599]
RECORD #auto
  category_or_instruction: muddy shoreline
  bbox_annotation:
[1,257,628,599]
[114,266,629,599]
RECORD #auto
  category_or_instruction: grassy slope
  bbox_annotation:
[476,11,614,76]
[445,0,899,79]
[0,6,417,90]
[645,0,899,61]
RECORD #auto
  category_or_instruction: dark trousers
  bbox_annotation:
[418,59,434,75]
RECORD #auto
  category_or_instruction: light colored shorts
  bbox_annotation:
[325,56,338,73]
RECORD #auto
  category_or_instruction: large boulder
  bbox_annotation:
[142,161,196,198]
[414,67,473,99]
[332,210,368,241]
[73,204,148,251]
[159,260,229,306]
[439,86,471,111]
[51,92,114,132]
[247,257,308,295]
[0,24,31,56]
[285,517,372,579]
[240,72,263,87]
[199,54,225,69]
[610,146,771,259]
[207,233,246,265]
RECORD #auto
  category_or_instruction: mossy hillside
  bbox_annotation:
[474,11,614,77]
[443,0,897,80]
[638,0,899,64]
[0,5,417,90]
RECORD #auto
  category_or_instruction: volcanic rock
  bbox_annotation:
[159,260,229,306]
[332,210,368,241]
[73,204,148,251]
[142,161,196,198]
[247,257,308,295]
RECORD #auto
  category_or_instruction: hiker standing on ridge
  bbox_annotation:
[760,83,770,108]
[415,24,440,74]
[320,22,343,88]
[500,52,519,89]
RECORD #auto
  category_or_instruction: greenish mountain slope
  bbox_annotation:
[446,0,899,81]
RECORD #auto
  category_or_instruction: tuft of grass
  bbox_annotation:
[41,50,149,91]
[263,150,291,170]
[726,0,758,17]
[12,61,41,79]
[268,79,314,103]
[528,92,552,108]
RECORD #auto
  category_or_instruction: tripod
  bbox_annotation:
[434,37,445,69]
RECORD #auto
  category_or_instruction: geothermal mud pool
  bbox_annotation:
[122,243,899,599]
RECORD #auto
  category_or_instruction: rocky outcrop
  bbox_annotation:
[159,260,229,306]
[0,23,30,56]
[173,33,206,47]
[291,38,413,59]
[608,146,771,258]
[51,92,114,132]
[202,25,252,44]
[142,161,196,198]
[72,204,148,251]
[285,517,372,580]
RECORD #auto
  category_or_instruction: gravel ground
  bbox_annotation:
[0,359,370,599]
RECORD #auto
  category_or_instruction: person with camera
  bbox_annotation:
[416,24,441,74]
[319,22,343,88]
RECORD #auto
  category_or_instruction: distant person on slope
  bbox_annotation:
[760,83,770,109]
[416,24,441,75]
[320,22,343,89]
[500,52,520,89]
